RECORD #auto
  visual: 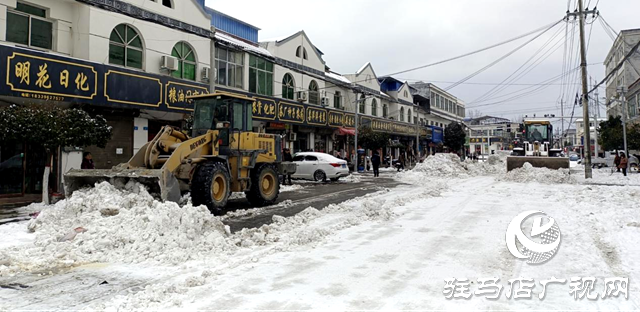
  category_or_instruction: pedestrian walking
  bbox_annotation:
[371,151,381,177]
[397,153,405,172]
[81,152,95,169]
[619,152,628,176]
[614,151,621,172]
[282,148,293,185]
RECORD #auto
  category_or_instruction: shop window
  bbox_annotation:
[171,42,196,81]
[334,91,342,109]
[371,99,377,116]
[249,55,274,96]
[109,24,143,69]
[215,47,243,89]
[6,2,52,50]
[282,73,295,100]
[308,80,319,105]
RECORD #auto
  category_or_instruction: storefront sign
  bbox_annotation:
[267,122,286,130]
[0,45,431,137]
[0,45,207,112]
[252,98,277,120]
[277,102,305,124]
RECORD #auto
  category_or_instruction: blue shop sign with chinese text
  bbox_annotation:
[0,45,207,112]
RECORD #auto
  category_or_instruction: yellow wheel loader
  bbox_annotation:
[506,119,569,171]
[64,93,296,215]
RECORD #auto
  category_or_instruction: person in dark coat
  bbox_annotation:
[397,153,405,172]
[81,152,95,169]
[619,152,628,176]
[614,151,621,172]
[371,151,381,177]
[282,148,293,185]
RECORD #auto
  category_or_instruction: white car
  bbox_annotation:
[291,152,350,182]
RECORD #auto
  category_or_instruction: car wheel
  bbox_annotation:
[313,170,327,182]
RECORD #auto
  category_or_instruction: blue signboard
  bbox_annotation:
[0,45,430,137]
[0,45,208,112]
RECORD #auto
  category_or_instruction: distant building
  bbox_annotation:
[575,118,606,156]
[604,28,640,118]
[466,116,519,155]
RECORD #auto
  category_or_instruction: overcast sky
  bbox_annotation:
[205,0,639,125]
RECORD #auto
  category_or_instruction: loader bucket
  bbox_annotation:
[506,156,570,171]
[63,168,181,202]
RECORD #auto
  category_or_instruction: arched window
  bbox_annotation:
[359,94,366,114]
[162,0,173,8]
[171,42,196,80]
[109,24,143,69]
[308,80,319,104]
[282,73,295,100]
[400,107,404,121]
[371,99,377,116]
[296,46,308,60]
[383,104,388,118]
[408,109,412,123]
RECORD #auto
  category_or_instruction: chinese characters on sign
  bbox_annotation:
[7,53,98,100]
[165,82,209,110]
[252,99,277,120]
[443,277,628,300]
[278,102,306,124]
[307,107,327,126]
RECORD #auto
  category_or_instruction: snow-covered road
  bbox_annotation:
[1,154,639,310]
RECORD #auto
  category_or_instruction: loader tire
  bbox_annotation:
[246,164,279,207]
[192,162,230,215]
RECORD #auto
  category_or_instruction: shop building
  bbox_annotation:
[467,116,519,155]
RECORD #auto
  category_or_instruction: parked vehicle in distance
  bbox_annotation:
[291,152,350,182]
[569,154,580,162]
[591,151,616,169]
[630,154,639,173]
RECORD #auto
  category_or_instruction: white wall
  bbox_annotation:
[262,32,325,73]
[1,0,212,82]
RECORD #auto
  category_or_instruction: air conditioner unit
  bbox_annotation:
[288,132,297,141]
[321,97,329,106]
[202,67,211,80]
[161,56,179,71]
[297,91,307,102]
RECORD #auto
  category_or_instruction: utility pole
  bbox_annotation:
[209,26,216,94]
[618,87,629,157]
[577,0,593,178]
[354,94,359,166]
[594,87,599,158]
[560,99,564,152]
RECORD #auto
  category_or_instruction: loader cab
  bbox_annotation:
[191,94,254,146]
[523,121,552,143]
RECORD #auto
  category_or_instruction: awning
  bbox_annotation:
[336,127,356,136]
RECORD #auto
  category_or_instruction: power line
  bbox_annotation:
[443,21,562,92]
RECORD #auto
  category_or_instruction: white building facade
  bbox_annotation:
[604,28,640,118]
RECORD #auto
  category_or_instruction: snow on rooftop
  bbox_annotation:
[325,71,351,84]
[379,91,391,98]
[357,62,370,74]
[216,32,271,57]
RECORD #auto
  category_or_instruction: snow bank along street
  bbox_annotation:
[1,154,639,310]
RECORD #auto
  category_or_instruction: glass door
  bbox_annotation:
[0,144,25,196]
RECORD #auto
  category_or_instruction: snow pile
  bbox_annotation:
[499,162,576,184]
[0,182,233,275]
[230,183,447,249]
[410,153,468,177]
[464,154,508,176]
[342,174,362,183]
[280,184,304,192]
